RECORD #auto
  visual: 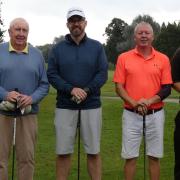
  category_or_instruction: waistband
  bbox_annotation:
[124,107,163,115]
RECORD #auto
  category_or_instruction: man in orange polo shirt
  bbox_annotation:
[113,22,172,180]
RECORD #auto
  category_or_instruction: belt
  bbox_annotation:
[125,107,162,115]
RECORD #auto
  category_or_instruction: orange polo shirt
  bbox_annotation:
[113,47,172,109]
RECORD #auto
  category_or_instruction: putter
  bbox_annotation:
[77,109,81,180]
[143,115,146,180]
[12,88,18,180]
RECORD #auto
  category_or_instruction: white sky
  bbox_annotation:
[2,0,180,46]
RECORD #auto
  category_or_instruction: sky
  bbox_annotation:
[1,0,180,46]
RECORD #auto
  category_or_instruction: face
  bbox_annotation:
[8,19,29,49]
[134,24,154,48]
[67,15,87,38]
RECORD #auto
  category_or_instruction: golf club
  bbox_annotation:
[77,109,81,180]
[12,88,18,180]
[143,115,146,180]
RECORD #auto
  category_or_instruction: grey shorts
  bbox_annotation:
[54,108,102,155]
[121,109,165,159]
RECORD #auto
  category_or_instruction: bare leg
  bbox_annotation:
[56,154,71,180]
[148,156,160,180]
[124,158,137,180]
[87,154,101,180]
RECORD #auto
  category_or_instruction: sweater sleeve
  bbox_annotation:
[47,47,74,94]
[31,55,49,104]
[85,45,108,94]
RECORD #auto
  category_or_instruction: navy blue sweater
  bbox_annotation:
[47,34,108,109]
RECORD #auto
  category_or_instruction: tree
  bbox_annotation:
[37,35,65,62]
[53,35,65,44]
[104,18,128,64]
[154,22,180,58]
[0,0,5,42]
[36,44,52,63]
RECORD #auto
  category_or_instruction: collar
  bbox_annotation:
[134,46,155,60]
[9,42,29,54]
[65,34,87,44]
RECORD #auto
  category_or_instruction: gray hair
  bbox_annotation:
[9,18,29,30]
[134,21,153,34]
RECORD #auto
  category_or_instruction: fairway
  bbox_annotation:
[34,93,178,179]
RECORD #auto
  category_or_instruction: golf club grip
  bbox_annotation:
[14,88,18,92]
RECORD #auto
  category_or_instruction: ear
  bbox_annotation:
[84,20,87,27]
[66,22,69,29]
[8,29,11,36]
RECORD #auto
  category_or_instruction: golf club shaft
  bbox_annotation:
[12,117,17,180]
[143,115,146,180]
[78,110,81,180]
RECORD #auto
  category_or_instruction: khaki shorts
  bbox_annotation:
[54,108,102,155]
[121,109,165,159]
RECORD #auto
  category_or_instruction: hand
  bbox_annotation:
[5,91,20,102]
[17,94,32,108]
[136,98,150,116]
[71,88,87,102]
[136,105,147,116]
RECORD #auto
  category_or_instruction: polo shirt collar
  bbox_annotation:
[134,46,155,60]
[9,42,29,54]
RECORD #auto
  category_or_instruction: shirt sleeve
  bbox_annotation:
[47,47,74,94]
[113,54,126,84]
[85,45,108,94]
[31,55,49,104]
[161,56,173,85]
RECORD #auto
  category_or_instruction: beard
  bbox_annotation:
[70,26,84,37]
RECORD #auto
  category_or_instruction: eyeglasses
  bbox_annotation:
[68,18,85,24]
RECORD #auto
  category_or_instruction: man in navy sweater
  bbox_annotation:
[47,7,108,180]
[0,18,49,180]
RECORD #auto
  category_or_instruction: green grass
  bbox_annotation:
[32,97,178,179]
[8,70,179,179]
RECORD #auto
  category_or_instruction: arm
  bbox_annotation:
[47,48,73,94]
[85,46,108,94]
[30,57,49,104]
[115,83,138,108]
[171,48,180,92]
[115,83,147,115]
[138,84,171,109]
[173,82,180,93]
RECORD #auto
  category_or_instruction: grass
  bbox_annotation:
[8,70,179,179]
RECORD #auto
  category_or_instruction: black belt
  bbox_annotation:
[125,107,163,115]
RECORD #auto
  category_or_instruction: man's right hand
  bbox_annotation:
[5,91,20,102]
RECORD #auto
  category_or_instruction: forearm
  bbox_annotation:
[173,82,180,93]
[115,83,137,108]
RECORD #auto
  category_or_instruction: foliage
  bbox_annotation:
[153,22,180,58]
[36,44,52,63]
[53,35,65,44]
[104,18,128,64]
[36,35,65,62]
[0,0,5,42]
